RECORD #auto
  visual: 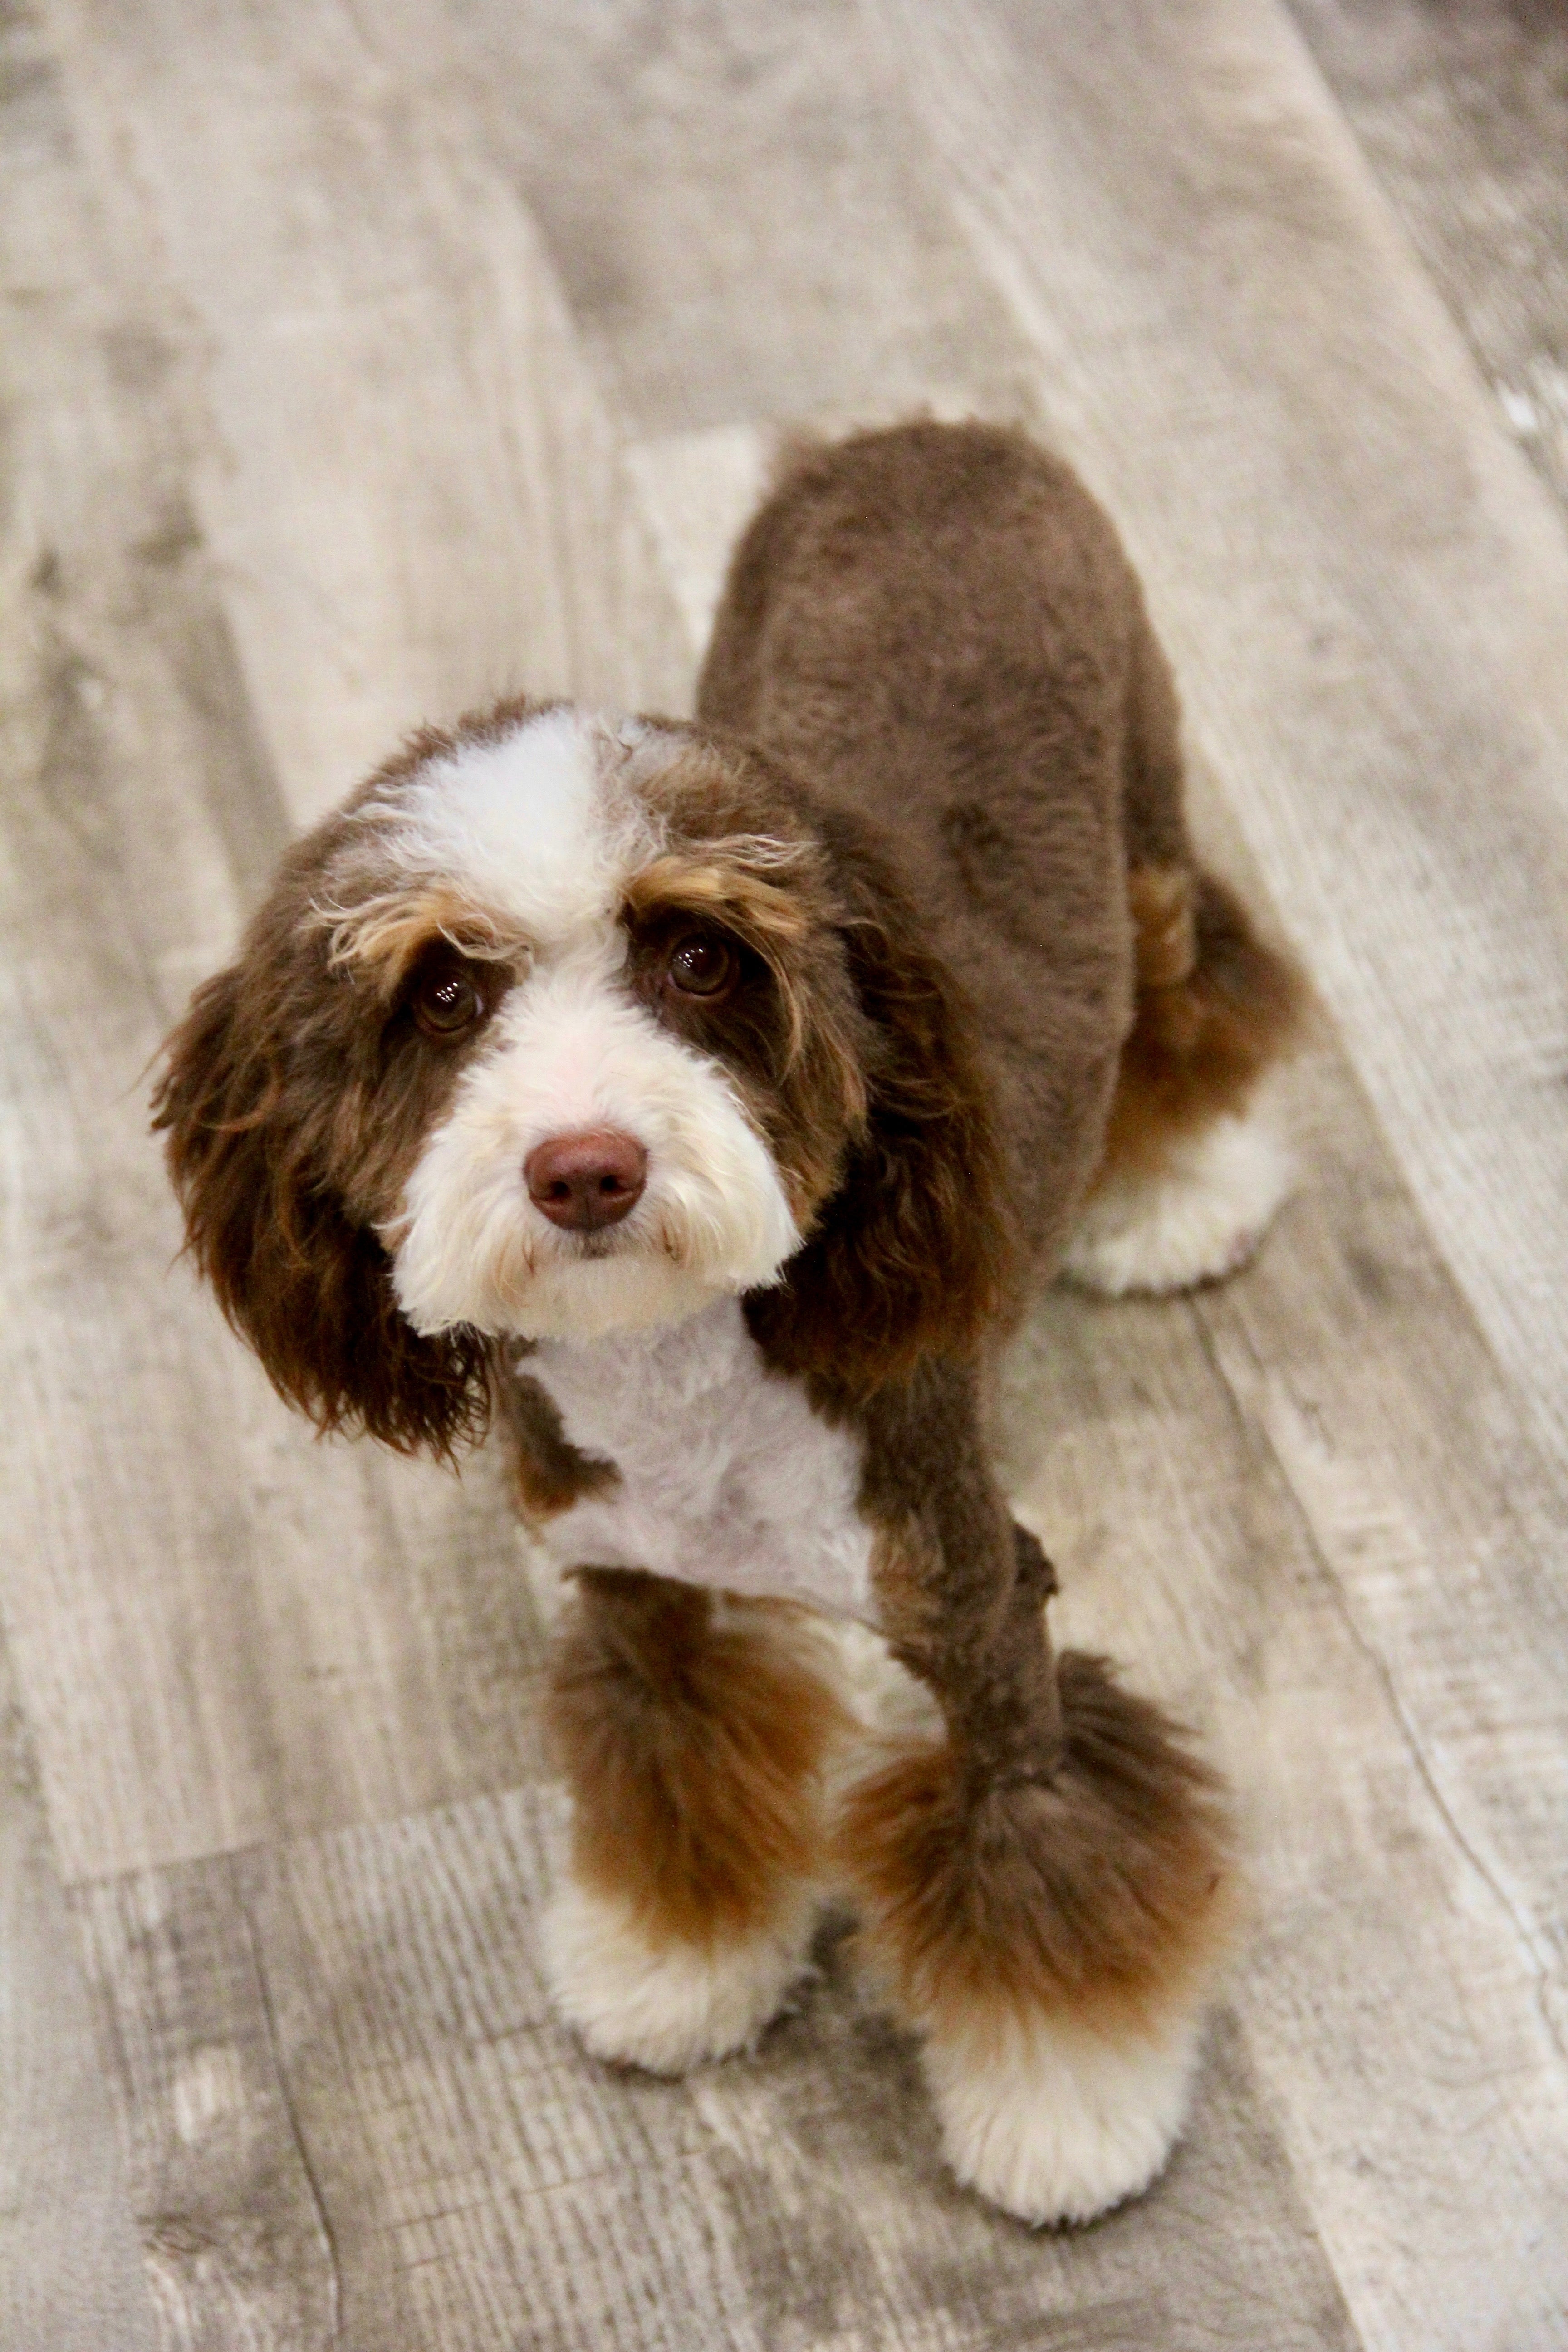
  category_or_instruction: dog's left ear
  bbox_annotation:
[746,810,1017,1396]
[152,916,492,1461]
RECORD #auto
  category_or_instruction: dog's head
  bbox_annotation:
[154,701,1011,1454]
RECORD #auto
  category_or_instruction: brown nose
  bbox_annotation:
[524,1129,648,1232]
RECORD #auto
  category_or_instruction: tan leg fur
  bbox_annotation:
[540,1570,850,2075]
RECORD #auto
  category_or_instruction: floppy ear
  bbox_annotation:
[745,810,1018,1398]
[152,940,492,1461]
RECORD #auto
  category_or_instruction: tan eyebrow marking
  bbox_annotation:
[624,839,813,927]
[622,844,821,1064]
[312,881,530,999]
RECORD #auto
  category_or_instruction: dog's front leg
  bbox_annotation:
[539,1568,848,2074]
[841,1359,1237,2225]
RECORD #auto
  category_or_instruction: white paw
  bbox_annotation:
[922,2003,1205,2225]
[539,1877,819,2076]
[1061,1108,1293,1297]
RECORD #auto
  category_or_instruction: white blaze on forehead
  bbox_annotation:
[385,705,660,943]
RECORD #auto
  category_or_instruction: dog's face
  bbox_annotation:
[331,704,866,1341]
[155,699,1007,1452]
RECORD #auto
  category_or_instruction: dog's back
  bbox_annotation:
[699,420,1299,1288]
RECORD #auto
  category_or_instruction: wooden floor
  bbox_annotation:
[4,1,1568,2344]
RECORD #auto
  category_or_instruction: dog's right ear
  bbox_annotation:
[152,935,491,1461]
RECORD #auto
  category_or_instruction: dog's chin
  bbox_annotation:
[500,1250,744,1343]
[394,1225,796,1348]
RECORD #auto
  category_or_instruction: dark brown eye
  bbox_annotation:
[666,933,736,1000]
[413,967,484,1038]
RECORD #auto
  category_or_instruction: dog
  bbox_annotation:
[154,421,1299,2225]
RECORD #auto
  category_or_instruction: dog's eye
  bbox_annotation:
[666,933,736,1000]
[413,968,485,1038]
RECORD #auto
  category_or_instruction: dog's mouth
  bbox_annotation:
[572,1231,622,1262]
[540,1206,685,1269]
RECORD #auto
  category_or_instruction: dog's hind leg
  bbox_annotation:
[1062,612,1303,1297]
[840,1367,1237,2225]
[540,1568,848,2074]
[1060,864,1302,1294]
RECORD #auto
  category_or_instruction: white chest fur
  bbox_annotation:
[525,1300,878,1625]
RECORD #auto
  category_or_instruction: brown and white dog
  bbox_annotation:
[154,422,1298,2226]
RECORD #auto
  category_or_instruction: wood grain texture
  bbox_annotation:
[1289,0,1568,514]
[80,1786,1361,2352]
[399,0,1040,441]
[77,1859,340,2351]
[51,0,693,829]
[0,1627,157,2352]
[623,427,773,661]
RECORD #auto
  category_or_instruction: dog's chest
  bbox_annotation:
[525,1302,877,1623]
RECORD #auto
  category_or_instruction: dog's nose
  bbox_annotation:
[524,1129,648,1231]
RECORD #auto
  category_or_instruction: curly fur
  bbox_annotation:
[153,892,494,1459]
[547,1573,849,1947]
[837,1652,1235,2039]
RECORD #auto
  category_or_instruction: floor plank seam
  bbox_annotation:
[236,1868,346,2344]
[1186,1300,1568,2073]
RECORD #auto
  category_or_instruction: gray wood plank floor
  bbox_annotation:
[1290,0,1568,518]
[4,0,1567,2345]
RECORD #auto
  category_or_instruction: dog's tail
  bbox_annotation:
[1101,862,1304,1181]
[1107,596,1305,1182]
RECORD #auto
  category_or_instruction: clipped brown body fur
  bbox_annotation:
[700,421,1298,1245]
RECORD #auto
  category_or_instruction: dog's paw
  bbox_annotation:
[1061,1107,1293,1298]
[921,2003,1205,2225]
[539,1877,818,2075]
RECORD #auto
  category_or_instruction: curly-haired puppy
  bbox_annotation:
[155,422,1299,2225]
